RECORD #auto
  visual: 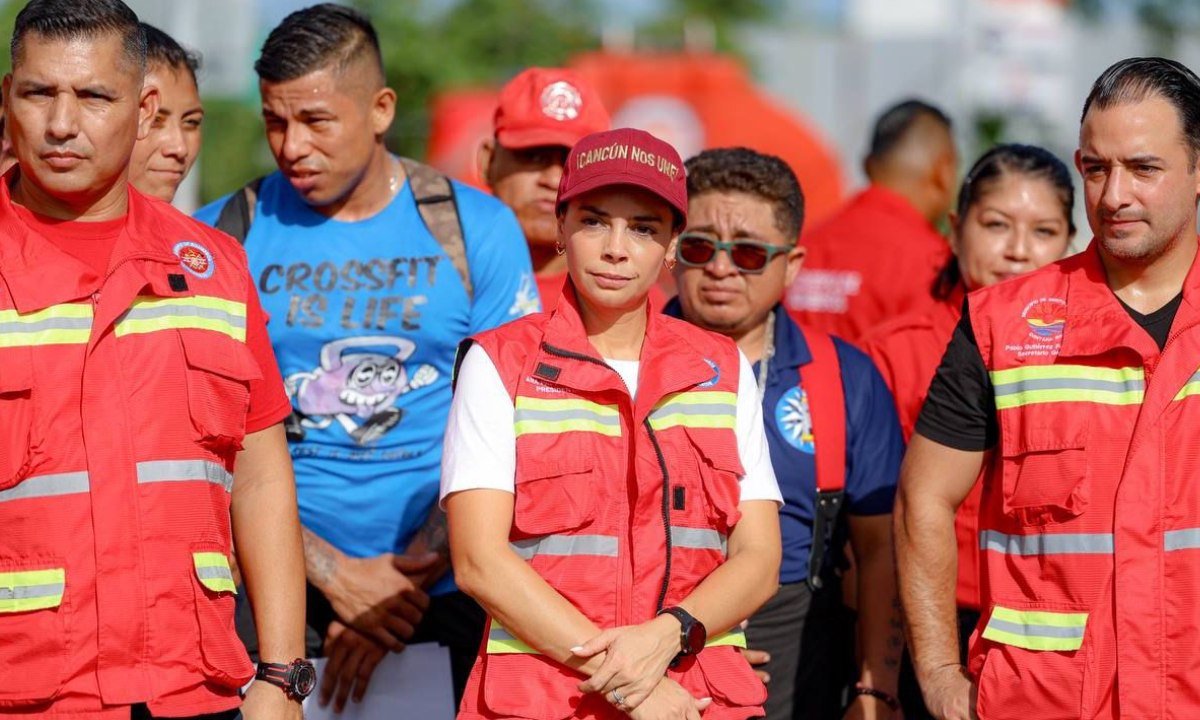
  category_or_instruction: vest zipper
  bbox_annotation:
[540,342,676,616]
[644,420,672,613]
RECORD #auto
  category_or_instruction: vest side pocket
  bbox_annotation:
[180,332,260,455]
[0,348,37,490]
[975,602,1090,720]
[999,421,1089,526]
[0,557,69,706]
[189,545,254,689]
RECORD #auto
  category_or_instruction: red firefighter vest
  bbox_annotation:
[456,287,767,720]
[967,239,1200,720]
[0,184,260,718]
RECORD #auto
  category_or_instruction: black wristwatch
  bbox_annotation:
[657,606,706,667]
[255,659,317,701]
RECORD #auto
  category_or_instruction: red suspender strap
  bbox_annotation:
[799,327,846,492]
[798,326,847,589]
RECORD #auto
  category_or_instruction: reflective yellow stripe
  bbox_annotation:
[0,568,65,612]
[705,627,747,648]
[514,396,621,437]
[485,622,747,655]
[648,391,737,431]
[1175,371,1200,401]
[116,296,247,342]
[193,552,237,594]
[981,606,1087,651]
[0,304,93,347]
[991,365,1144,409]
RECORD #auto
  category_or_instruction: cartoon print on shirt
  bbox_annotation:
[285,335,438,446]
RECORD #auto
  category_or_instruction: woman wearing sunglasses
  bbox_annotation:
[441,128,782,720]
[861,143,1075,716]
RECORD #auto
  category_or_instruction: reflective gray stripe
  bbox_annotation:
[0,316,92,333]
[195,565,234,581]
[510,534,618,560]
[120,304,247,328]
[649,403,736,419]
[980,530,1113,555]
[1165,529,1200,551]
[0,471,90,503]
[489,626,517,641]
[985,618,1085,640]
[136,460,234,492]
[993,377,1144,396]
[671,527,727,554]
[513,407,620,428]
[0,582,65,601]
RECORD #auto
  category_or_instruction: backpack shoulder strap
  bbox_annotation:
[214,177,264,245]
[798,325,847,589]
[399,157,472,301]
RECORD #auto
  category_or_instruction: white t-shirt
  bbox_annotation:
[440,344,783,505]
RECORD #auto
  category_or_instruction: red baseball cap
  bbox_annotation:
[493,68,610,150]
[557,128,688,226]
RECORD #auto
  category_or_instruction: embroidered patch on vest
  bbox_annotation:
[1023,297,1066,341]
[776,386,815,454]
[173,241,215,279]
[535,362,562,381]
[698,358,720,388]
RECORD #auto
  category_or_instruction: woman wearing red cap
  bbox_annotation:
[441,128,781,720]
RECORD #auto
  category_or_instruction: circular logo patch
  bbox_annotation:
[775,386,815,454]
[173,241,214,279]
[698,358,720,388]
[540,81,582,121]
[1022,297,1066,341]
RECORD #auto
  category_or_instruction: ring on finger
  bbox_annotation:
[610,688,626,707]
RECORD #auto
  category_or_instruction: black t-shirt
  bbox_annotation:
[915,292,1185,451]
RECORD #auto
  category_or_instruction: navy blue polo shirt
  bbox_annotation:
[665,301,903,584]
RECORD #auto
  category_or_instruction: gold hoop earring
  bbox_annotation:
[555,241,566,256]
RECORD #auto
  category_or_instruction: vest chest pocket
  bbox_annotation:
[511,452,599,540]
[680,428,745,533]
[999,421,1089,526]
[180,332,261,455]
[0,350,39,490]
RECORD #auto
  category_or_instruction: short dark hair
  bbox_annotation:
[142,23,201,86]
[867,99,952,161]
[11,0,145,74]
[932,143,1076,300]
[685,147,806,240]
[1081,57,1200,165]
[255,3,383,84]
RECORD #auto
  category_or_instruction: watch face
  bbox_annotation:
[684,621,706,656]
[290,662,317,698]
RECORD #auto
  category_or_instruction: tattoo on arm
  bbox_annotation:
[302,527,340,588]
[417,508,450,562]
[885,597,905,670]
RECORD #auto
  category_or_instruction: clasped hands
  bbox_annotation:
[571,614,712,720]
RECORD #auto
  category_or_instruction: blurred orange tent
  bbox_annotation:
[424,52,845,227]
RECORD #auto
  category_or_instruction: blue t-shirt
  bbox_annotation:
[664,300,902,584]
[197,170,540,595]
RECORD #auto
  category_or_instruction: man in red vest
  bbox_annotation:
[785,100,956,343]
[898,57,1200,720]
[668,147,905,719]
[0,1,306,718]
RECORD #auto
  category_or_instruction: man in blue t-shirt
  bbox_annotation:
[195,5,538,711]
[666,148,905,720]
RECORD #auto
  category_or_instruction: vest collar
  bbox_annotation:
[0,174,177,313]
[539,280,721,410]
[1059,238,1200,360]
